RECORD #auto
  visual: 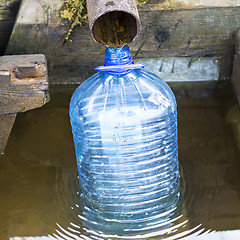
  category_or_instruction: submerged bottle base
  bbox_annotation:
[80,180,181,235]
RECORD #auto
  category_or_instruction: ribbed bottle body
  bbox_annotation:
[70,69,180,232]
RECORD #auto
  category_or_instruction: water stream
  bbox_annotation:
[1,83,240,239]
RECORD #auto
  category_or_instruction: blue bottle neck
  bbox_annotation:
[94,45,145,75]
[104,46,133,66]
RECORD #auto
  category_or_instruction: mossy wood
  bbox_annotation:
[0,54,49,153]
[51,5,240,83]
[2,0,240,84]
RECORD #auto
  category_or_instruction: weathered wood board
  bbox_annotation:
[139,0,240,11]
[0,114,16,155]
[51,5,240,84]
[0,54,49,114]
[2,0,240,85]
[5,0,69,68]
[0,54,49,153]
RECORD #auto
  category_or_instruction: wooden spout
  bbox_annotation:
[86,0,141,47]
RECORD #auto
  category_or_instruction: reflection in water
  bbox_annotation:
[1,84,240,239]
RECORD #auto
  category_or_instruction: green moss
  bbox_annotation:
[61,0,148,41]
[60,0,88,41]
[136,0,148,6]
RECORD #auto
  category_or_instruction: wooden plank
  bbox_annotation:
[0,54,49,153]
[51,6,239,84]
[5,0,70,68]
[0,114,16,154]
[0,54,49,114]
[1,0,239,85]
[139,0,240,11]
[132,7,240,56]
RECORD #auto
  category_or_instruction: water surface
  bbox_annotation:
[1,83,240,239]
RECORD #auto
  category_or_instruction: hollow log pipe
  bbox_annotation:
[0,54,49,154]
[86,0,141,47]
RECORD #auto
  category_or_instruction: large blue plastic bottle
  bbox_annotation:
[70,45,180,233]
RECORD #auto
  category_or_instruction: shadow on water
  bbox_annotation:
[1,82,240,239]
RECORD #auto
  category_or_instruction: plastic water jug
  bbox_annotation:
[70,45,180,233]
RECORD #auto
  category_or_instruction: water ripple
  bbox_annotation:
[49,173,206,240]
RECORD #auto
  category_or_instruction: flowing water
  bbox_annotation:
[1,83,240,239]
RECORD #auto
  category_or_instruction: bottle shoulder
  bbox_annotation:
[71,69,173,94]
[70,69,177,114]
[71,72,101,99]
